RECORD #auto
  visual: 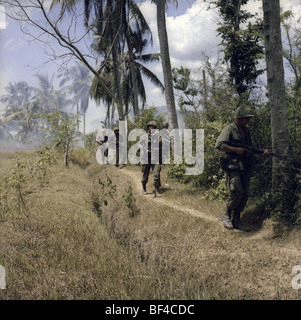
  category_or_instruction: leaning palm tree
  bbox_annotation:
[51,0,156,121]
[50,0,124,120]
[151,0,179,129]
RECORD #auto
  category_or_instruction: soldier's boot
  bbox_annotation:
[232,211,250,232]
[221,209,233,230]
[154,187,162,197]
[142,183,147,195]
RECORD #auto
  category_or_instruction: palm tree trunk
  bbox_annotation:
[111,104,115,128]
[127,28,140,120]
[156,0,178,129]
[106,102,110,128]
[262,0,292,187]
[108,0,124,121]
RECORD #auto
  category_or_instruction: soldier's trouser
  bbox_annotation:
[226,170,251,213]
[142,164,161,188]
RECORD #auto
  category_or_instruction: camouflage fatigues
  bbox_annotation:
[215,122,253,213]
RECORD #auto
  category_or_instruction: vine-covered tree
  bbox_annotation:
[209,0,264,96]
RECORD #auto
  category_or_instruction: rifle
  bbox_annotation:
[228,141,288,159]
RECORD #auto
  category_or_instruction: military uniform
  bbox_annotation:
[216,122,252,211]
[142,121,162,195]
[113,127,120,167]
[215,106,254,231]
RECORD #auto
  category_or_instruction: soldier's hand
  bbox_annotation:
[235,147,247,155]
[262,149,269,156]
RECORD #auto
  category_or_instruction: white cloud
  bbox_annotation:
[140,0,221,65]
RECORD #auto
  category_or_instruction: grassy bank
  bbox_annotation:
[0,150,219,299]
[1,149,301,299]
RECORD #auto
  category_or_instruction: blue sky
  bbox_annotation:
[0,0,301,133]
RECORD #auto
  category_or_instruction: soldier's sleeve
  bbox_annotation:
[215,125,231,151]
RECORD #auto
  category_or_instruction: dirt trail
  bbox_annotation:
[114,166,301,299]
[121,167,218,223]
[120,167,289,241]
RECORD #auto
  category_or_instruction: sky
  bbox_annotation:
[0,0,301,133]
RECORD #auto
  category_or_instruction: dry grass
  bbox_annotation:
[100,164,301,300]
[0,151,219,299]
[1,151,301,300]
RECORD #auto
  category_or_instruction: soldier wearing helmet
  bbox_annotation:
[141,121,162,197]
[215,105,269,232]
[162,121,169,129]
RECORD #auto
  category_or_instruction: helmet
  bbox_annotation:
[147,121,158,128]
[235,106,254,118]
[162,121,169,128]
[113,127,119,132]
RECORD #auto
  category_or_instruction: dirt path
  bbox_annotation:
[120,166,301,249]
[121,167,218,223]
[115,166,301,299]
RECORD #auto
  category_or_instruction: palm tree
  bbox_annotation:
[152,0,179,129]
[51,0,158,122]
[262,0,291,186]
[90,61,115,129]
[0,81,33,115]
[3,102,40,142]
[58,62,93,134]
[0,81,36,138]
[122,50,165,115]
[122,0,154,119]
[262,0,298,226]
[33,73,72,113]
[50,0,125,120]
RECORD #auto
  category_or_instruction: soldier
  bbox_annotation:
[162,121,169,130]
[113,127,120,167]
[141,121,162,197]
[215,105,269,231]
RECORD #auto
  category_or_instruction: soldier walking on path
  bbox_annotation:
[141,121,162,197]
[215,106,269,232]
[113,127,120,167]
